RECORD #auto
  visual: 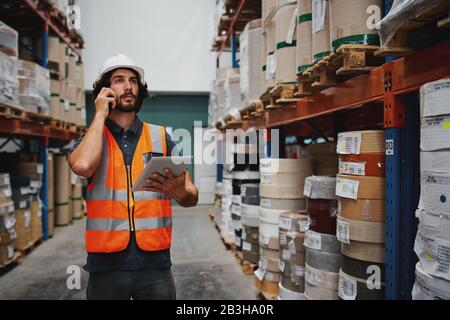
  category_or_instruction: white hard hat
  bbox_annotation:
[98,54,145,84]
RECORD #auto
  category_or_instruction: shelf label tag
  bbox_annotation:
[336,177,359,200]
[337,132,362,155]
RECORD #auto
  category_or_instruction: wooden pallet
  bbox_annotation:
[50,119,65,130]
[16,238,42,255]
[25,111,52,125]
[0,251,22,273]
[241,260,257,275]
[297,45,384,94]
[240,100,264,120]
[375,3,450,57]
[0,103,26,120]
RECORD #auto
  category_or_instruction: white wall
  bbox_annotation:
[78,0,231,92]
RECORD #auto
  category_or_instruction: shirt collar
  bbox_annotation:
[106,116,142,135]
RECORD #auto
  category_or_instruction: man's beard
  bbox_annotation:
[115,94,138,113]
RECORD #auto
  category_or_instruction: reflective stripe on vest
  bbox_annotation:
[86,122,172,253]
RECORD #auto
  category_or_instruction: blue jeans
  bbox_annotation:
[86,268,176,300]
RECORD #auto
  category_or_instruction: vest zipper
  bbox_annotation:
[125,164,134,232]
[129,163,136,232]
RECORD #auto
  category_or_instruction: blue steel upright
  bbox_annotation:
[39,22,49,240]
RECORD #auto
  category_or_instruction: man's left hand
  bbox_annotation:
[143,169,198,207]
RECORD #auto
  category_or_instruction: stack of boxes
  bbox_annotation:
[231,170,260,252]
[48,35,86,126]
[256,158,312,298]
[335,130,386,300]
[412,78,450,299]
[240,19,262,107]
[303,176,341,300]
[10,176,32,251]
[241,183,261,265]
[16,59,50,115]
[0,21,19,108]
[0,173,15,265]
[278,210,308,300]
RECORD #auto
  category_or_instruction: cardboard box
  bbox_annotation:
[30,200,42,244]
[48,209,55,237]
[0,185,12,204]
[14,209,31,250]
[15,162,43,180]
[0,243,14,264]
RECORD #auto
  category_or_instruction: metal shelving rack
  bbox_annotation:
[215,0,450,300]
[0,0,84,240]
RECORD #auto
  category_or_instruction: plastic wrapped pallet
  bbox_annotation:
[224,74,241,119]
[329,0,382,52]
[413,78,450,294]
[0,20,18,57]
[263,0,277,90]
[17,60,50,115]
[312,0,331,62]
[296,0,313,74]
[0,50,19,107]
[240,19,262,106]
[377,0,450,48]
[275,0,297,85]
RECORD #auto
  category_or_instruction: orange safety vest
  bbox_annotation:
[85,122,172,253]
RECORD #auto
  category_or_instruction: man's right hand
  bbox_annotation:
[95,88,117,118]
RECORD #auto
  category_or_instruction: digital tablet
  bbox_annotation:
[132,156,193,191]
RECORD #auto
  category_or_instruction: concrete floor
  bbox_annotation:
[0,205,259,300]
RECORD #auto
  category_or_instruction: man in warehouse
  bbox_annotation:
[68,54,199,300]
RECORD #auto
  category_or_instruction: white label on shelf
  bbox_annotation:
[3,188,12,198]
[299,220,310,233]
[234,236,241,247]
[24,210,31,228]
[339,272,357,300]
[240,186,247,197]
[261,198,271,208]
[289,240,296,254]
[36,164,44,175]
[241,228,247,241]
[303,179,313,198]
[336,177,360,200]
[231,204,242,216]
[3,176,10,186]
[286,7,298,44]
[337,219,351,244]
[304,230,322,251]
[20,187,30,195]
[386,139,394,156]
[64,99,70,111]
[254,268,266,282]
[259,257,268,270]
[339,161,366,176]
[242,241,252,252]
[305,266,320,286]
[280,233,287,245]
[282,249,291,261]
[312,0,326,33]
[261,175,271,184]
[279,260,285,272]
[295,265,305,277]
[30,180,41,189]
[337,132,362,155]
[279,217,292,231]
[7,244,14,259]
[20,201,27,209]
[260,234,271,246]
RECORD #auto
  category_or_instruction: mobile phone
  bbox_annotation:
[107,95,117,113]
